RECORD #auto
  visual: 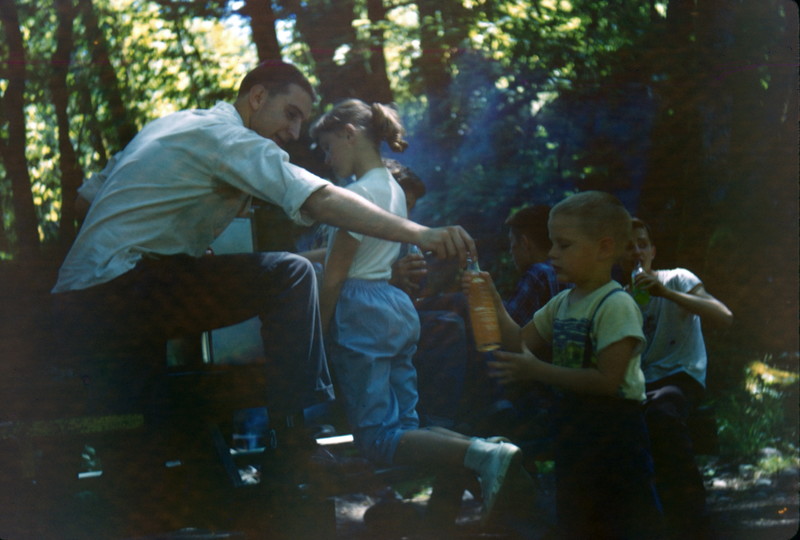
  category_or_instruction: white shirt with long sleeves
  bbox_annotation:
[53,102,329,293]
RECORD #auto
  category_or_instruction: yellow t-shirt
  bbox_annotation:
[533,281,647,401]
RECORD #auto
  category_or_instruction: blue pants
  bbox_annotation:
[645,373,708,537]
[328,279,420,464]
[554,394,664,539]
[52,252,334,415]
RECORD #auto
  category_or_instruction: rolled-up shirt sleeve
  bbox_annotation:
[209,115,331,226]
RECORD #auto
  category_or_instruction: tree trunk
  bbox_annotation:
[414,0,471,148]
[701,0,798,352]
[287,0,374,106]
[365,0,393,104]
[638,0,711,270]
[640,0,798,352]
[77,0,137,151]
[240,0,282,61]
[0,0,40,259]
[52,0,83,246]
[416,0,452,130]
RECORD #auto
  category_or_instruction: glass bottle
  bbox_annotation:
[406,244,427,302]
[466,258,502,351]
[631,262,651,306]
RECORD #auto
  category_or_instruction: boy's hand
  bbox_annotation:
[461,269,504,311]
[390,252,427,296]
[633,271,668,297]
[487,341,538,385]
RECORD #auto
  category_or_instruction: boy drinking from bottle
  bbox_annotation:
[464,191,663,538]
[621,217,732,539]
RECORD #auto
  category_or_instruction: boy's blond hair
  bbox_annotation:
[550,191,632,256]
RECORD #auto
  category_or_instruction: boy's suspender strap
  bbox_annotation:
[582,288,625,368]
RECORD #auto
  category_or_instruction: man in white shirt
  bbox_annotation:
[52,61,475,472]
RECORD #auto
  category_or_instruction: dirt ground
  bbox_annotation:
[332,459,800,540]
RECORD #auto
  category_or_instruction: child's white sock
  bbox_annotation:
[463,437,496,471]
[463,438,523,525]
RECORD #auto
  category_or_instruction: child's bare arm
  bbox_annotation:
[490,336,639,397]
[635,274,733,328]
[487,324,549,385]
[319,230,359,335]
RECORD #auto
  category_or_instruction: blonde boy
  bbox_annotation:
[467,191,663,538]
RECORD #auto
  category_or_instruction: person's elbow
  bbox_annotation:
[707,300,734,329]
[717,305,734,328]
[300,186,330,222]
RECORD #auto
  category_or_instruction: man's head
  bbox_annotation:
[621,217,656,275]
[505,205,552,272]
[383,158,426,213]
[234,61,316,146]
[547,191,632,284]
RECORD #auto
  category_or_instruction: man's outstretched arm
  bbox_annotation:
[302,184,476,265]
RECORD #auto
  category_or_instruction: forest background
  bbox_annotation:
[0,0,797,463]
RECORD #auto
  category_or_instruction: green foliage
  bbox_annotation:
[0,0,256,250]
[85,0,255,139]
[393,0,671,252]
[714,356,799,460]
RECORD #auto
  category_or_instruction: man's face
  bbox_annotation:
[621,226,656,274]
[249,83,313,146]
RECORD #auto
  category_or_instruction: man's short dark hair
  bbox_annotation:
[505,205,552,251]
[631,217,654,243]
[237,60,316,101]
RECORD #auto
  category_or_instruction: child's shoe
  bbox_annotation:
[464,439,523,525]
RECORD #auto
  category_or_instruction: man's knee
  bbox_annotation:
[269,252,316,287]
[251,252,317,297]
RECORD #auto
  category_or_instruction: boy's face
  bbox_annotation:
[508,230,532,272]
[509,230,549,271]
[621,226,656,274]
[547,213,603,284]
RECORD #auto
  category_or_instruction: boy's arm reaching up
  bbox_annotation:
[634,273,733,328]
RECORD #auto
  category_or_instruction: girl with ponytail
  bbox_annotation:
[310,99,529,527]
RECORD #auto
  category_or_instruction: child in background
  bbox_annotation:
[504,204,564,326]
[384,157,429,299]
[309,99,528,525]
[621,217,732,539]
[473,205,566,441]
[464,191,663,538]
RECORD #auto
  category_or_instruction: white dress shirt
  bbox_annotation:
[53,102,329,293]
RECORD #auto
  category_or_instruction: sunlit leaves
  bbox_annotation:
[1,0,257,248]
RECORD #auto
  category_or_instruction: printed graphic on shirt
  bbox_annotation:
[552,316,592,369]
